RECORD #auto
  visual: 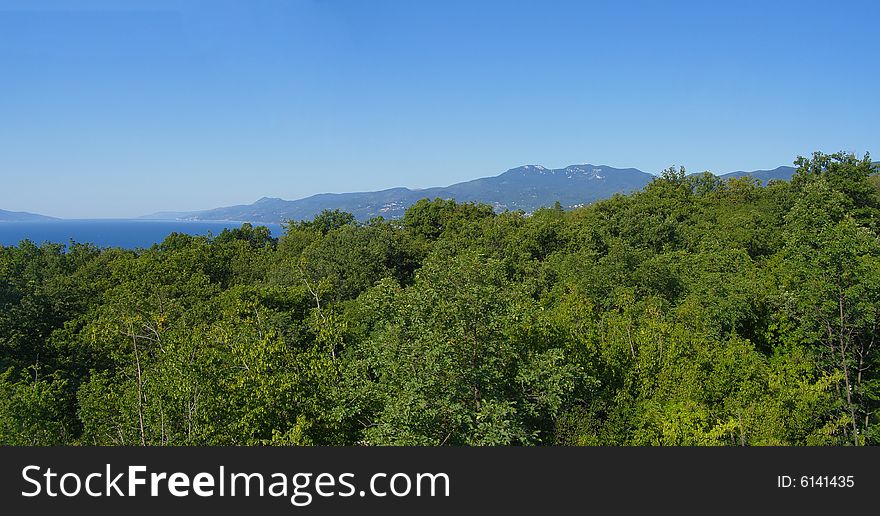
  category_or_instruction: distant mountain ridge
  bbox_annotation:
[719,166,797,184]
[0,209,57,222]
[142,164,797,224]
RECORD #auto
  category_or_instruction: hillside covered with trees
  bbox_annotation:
[2,152,879,446]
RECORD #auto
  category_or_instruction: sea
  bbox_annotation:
[0,220,285,249]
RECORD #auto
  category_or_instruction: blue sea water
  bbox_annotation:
[0,220,285,249]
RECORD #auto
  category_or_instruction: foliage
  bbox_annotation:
[2,151,878,446]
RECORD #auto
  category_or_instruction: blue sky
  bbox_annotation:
[1,0,877,218]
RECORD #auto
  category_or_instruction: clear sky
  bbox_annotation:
[1,0,877,218]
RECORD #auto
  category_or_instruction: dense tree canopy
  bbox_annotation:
[2,152,879,446]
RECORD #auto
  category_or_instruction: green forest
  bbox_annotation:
[2,152,879,446]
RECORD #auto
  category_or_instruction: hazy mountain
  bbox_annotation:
[0,209,57,222]
[139,210,200,220]
[718,162,878,184]
[143,163,800,224]
[146,164,654,223]
[719,166,796,184]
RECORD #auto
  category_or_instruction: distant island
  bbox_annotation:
[0,209,57,222]
[140,164,797,224]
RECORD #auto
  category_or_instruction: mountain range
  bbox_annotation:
[141,164,797,224]
[718,166,797,183]
[0,164,799,223]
